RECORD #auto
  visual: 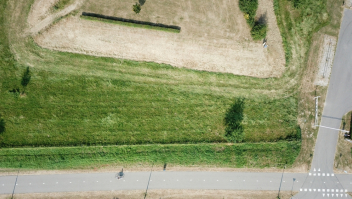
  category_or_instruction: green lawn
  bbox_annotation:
[0,0,331,169]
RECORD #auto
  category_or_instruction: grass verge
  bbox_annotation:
[0,142,301,169]
[80,15,181,33]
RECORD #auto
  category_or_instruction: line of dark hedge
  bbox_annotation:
[81,12,181,31]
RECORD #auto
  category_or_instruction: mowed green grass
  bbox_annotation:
[0,51,299,147]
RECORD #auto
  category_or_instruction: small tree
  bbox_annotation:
[250,22,267,40]
[133,3,141,14]
[21,66,31,92]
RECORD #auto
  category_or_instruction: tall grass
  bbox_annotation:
[0,142,301,169]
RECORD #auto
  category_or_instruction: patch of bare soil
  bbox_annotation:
[27,0,58,28]
[31,0,285,78]
[0,190,297,199]
[27,0,84,35]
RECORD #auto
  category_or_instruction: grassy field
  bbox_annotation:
[0,142,300,169]
[0,0,335,169]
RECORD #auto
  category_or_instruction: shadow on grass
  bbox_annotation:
[224,98,245,143]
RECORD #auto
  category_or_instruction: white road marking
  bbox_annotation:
[328,174,330,176]
[177,179,178,181]
[300,189,302,191]
[319,168,321,171]
[332,173,335,176]
[327,193,329,197]
[29,183,31,185]
[83,181,85,183]
[327,189,330,192]
[96,181,99,182]
[204,180,205,181]
[270,181,272,182]
[70,182,72,183]
[243,180,245,181]
[318,189,321,192]
[323,173,326,176]
[323,193,325,197]
[346,194,348,197]
[336,189,338,192]
[137,180,139,181]
[332,194,334,197]
[217,180,219,181]
[309,189,312,192]
[283,181,285,182]
[309,173,312,176]
[324,182,326,183]
[314,173,316,176]
[345,189,348,192]
[314,168,316,171]
[16,184,18,185]
[56,182,58,184]
[163,180,165,181]
[323,189,325,192]
[318,173,321,176]
[43,183,45,184]
[341,189,343,192]
[190,179,192,181]
[332,189,334,192]
[304,189,307,191]
[230,180,232,181]
[314,189,316,192]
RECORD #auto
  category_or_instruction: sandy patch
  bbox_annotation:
[0,190,297,199]
[31,0,285,78]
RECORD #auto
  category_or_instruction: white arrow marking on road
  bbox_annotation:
[336,189,339,192]
[300,189,302,191]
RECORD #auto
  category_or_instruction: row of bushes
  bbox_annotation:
[239,0,267,40]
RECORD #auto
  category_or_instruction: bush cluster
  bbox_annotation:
[250,22,267,40]
[239,0,267,40]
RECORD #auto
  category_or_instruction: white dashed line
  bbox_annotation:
[42,183,45,184]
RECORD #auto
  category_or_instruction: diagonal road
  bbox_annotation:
[1,7,352,199]
[294,8,352,199]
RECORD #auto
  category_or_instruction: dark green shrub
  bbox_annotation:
[133,3,141,14]
[239,0,258,27]
[250,22,267,40]
[224,98,245,143]
[54,0,71,10]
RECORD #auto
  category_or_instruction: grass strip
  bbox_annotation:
[0,141,301,169]
[80,15,181,33]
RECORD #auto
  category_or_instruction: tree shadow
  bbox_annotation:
[139,0,146,6]
[0,115,5,134]
[224,98,245,143]
[257,12,267,25]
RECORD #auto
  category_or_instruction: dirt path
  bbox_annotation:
[27,0,84,35]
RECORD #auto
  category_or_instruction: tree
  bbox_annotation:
[224,98,245,143]
[21,66,31,91]
[250,22,267,40]
[133,3,141,14]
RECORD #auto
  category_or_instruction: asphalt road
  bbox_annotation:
[1,8,352,199]
[294,8,352,199]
